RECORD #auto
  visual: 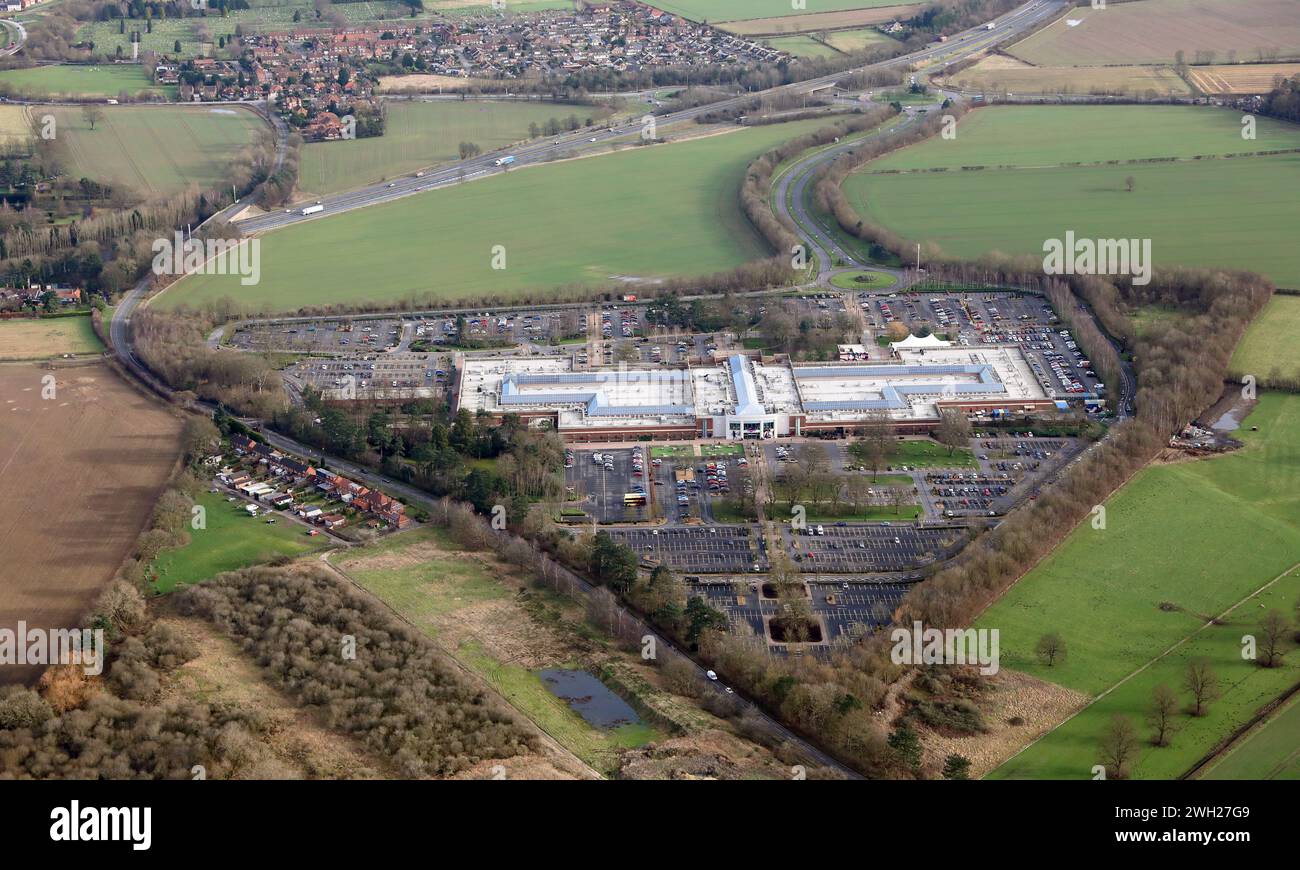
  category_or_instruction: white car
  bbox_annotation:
[589,137,598,142]
[706,670,718,681]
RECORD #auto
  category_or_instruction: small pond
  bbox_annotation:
[537,668,642,730]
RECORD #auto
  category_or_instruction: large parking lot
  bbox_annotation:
[607,525,763,574]
[655,448,754,523]
[227,308,589,355]
[230,318,405,353]
[285,352,450,401]
[688,577,911,650]
[565,447,652,523]
[782,524,962,573]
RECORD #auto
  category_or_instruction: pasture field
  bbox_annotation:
[331,528,662,775]
[1229,294,1300,383]
[148,491,328,594]
[714,5,918,35]
[0,65,172,99]
[943,56,1191,97]
[844,107,1300,288]
[162,118,834,313]
[762,35,841,59]
[1006,0,1300,67]
[0,316,103,360]
[1198,691,1300,780]
[51,105,267,197]
[0,363,182,685]
[298,101,611,195]
[1188,62,1300,94]
[860,106,1300,169]
[822,27,898,53]
[981,393,1300,779]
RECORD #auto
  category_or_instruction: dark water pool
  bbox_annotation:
[537,668,642,730]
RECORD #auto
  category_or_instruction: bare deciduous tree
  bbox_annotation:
[1147,683,1180,747]
[1035,632,1066,667]
[1257,609,1290,668]
[1183,658,1220,717]
[1098,714,1138,779]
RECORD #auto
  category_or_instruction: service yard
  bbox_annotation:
[0,363,182,684]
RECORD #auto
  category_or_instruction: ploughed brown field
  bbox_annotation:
[0,363,181,684]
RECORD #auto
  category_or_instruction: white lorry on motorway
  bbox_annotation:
[494,155,516,167]
[300,204,324,216]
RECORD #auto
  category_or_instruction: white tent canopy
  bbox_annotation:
[891,333,952,350]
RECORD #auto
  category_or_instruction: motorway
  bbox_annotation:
[0,18,26,56]
[233,0,1067,235]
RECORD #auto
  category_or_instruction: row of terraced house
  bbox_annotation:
[229,435,410,528]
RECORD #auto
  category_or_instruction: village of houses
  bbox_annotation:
[154,1,789,136]
[216,433,411,537]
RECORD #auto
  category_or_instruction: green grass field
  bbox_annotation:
[981,393,1300,779]
[649,0,904,22]
[862,106,1300,170]
[1198,691,1300,780]
[762,35,840,59]
[0,316,103,360]
[650,445,694,460]
[0,65,173,99]
[332,527,661,774]
[162,118,833,313]
[892,438,976,468]
[298,101,609,195]
[52,105,266,197]
[823,27,898,53]
[844,107,1300,289]
[1229,294,1300,383]
[149,491,326,594]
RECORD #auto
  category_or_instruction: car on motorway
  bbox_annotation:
[706,670,717,681]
